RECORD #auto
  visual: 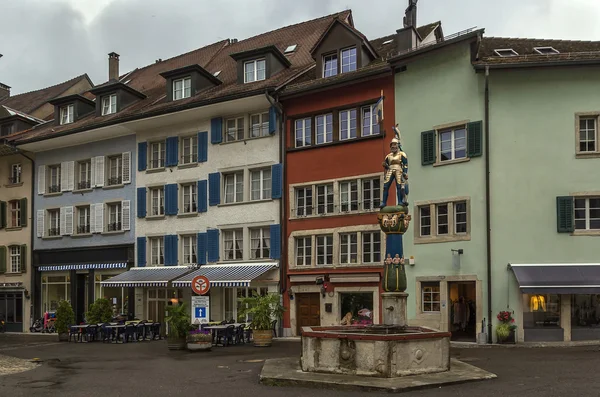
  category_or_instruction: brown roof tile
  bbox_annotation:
[370,21,442,60]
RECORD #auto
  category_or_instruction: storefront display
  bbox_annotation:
[41,275,71,313]
[340,292,373,325]
[524,294,560,327]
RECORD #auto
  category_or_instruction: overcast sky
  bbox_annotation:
[1,0,599,94]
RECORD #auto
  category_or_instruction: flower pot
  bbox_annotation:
[167,337,186,350]
[498,329,516,344]
[58,333,69,342]
[187,341,212,351]
[252,329,273,347]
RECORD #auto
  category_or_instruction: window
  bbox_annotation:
[182,235,197,265]
[9,246,21,273]
[1,123,14,137]
[323,53,338,77]
[150,187,165,216]
[316,235,333,265]
[295,187,313,216]
[417,199,470,240]
[339,109,357,140]
[421,282,440,312]
[524,294,560,328]
[454,201,468,234]
[579,117,597,153]
[295,236,312,266]
[284,44,297,53]
[181,136,198,164]
[362,232,381,263]
[362,178,381,210]
[316,183,334,214]
[77,160,91,190]
[8,200,20,228]
[101,94,117,115]
[250,112,269,138]
[295,118,311,148]
[340,233,358,264]
[251,168,271,201]
[224,229,243,260]
[224,171,244,204]
[107,155,122,186]
[439,126,466,162]
[149,237,164,266]
[361,105,380,136]
[149,141,165,169]
[574,197,600,230]
[436,204,448,235]
[244,59,266,83]
[341,47,357,73]
[316,114,333,144]
[9,163,21,184]
[48,209,60,236]
[534,46,559,55]
[173,77,191,100]
[60,104,74,125]
[47,165,61,193]
[571,295,600,329]
[340,292,374,325]
[181,183,197,213]
[77,205,91,234]
[340,180,358,212]
[493,48,518,57]
[420,206,431,236]
[250,228,270,259]
[107,202,122,231]
[225,117,245,142]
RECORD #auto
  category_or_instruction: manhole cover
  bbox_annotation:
[25,381,58,388]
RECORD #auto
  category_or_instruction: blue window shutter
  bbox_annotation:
[269,224,281,260]
[198,180,207,213]
[172,234,178,265]
[271,163,282,199]
[164,235,172,265]
[197,232,207,265]
[138,142,147,171]
[137,187,147,218]
[198,131,208,162]
[165,184,178,215]
[137,237,146,267]
[207,229,219,263]
[269,106,277,135]
[208,173,220,206]
[165,137,179,167]
[211,117,223,144]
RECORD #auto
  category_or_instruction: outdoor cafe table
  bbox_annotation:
[203,323,248,345]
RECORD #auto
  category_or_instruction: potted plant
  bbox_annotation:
[238,293,284,347]
[496,310,516,344]
[55,300,75,342]
[186,328,213,351]
[165,303,191,350]
[85,298,113,324]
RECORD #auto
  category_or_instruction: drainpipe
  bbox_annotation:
[484,66,492,343]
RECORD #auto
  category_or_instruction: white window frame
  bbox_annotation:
[182,235,197,265]
[415,198,471,242]
[323,53,338,77]
[107,202,122,231]
[48,164,61,193]
[577,116,598,154]
[150,187,165,216]
[362,231,381,263]
[339,232,358,264]
[224,171,244,204]
[150,237,165,266]
[244,59,266,83]
[77,205,91,234]
[225,117,245,142]
[436,203,449,236]
[295,236,312,266]
[101,94,117,115]
[149,141,165,169]
[107,155,122,186]
[250,112,269,138]
[181,183,197,213]
[223,229,243,261]
[534,46,559,55]
[9,246,21,273]
[316,234,333,265]
[340,180,358,212]
[316,183,334,215]
[48,209,60,236]
[493,48,518,57]
[295,186,313,216]
[341,46,357,73]
[250,168,271,201]
[574,197,600,231]
[421,282,441,313]
[77,160,91,190]
[173,77,192,100]
[361,104,380,136]
[454,200,468,234]
[60,104,74,125]
[295,117,311,148]
[9,200,20,228]
[10,163,21,184]
[250,227,270,259]
[362,178,381,210]
[339,109,357,140]
[419,206,431,237]
[316,113,333,144]
[438,126,467,162]
[181,135,198,164]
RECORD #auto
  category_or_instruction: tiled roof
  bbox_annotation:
[0,74,92,119]
[9,11,352,145]
[417,21,441,40]
[370,21,442,60]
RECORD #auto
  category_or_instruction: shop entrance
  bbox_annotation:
[76,274,88,324]
[0,292,23,332]
[448,281,477,342]
[296,293,320,335]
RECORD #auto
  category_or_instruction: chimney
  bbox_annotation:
[396,0,420,53]
[0,83,10,101]
[403,0,418,28]
[108,52,120,81]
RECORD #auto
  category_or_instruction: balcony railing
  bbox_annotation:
[78,181,91,190]
[8,176,20,184]
[149,159,165,169]
[77,225,90,234]
[48,227,60,236]
[48,185,61,193]
[107,176,122,186]
[107,222,122,232]
[181,154,198,164]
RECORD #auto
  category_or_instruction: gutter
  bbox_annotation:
[16,150,35,324]
[473,58,600,71]
[484,66,493,343]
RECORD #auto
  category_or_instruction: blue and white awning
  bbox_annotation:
[172,262,278,288]
[38,262,128,272]
[100,266,192,288]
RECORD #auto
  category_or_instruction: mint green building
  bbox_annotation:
[391,29,600,343]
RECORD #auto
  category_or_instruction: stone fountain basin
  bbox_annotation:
[301,325,451,378]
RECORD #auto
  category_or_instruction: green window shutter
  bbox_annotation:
[20,245,27,273]
[0,246,6,274]
[467,121,483,158]
[0,201,5,229]
[421,130,436,165]
[557,196,574,233]
[20,198,27,227]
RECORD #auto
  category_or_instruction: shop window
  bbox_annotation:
[95,274,128,316]
[571,295,600,328]
[41,275,71,313]
[340,292,373,325]
[523,294,561,328]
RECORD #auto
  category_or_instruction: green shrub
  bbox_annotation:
[238,293,284,330]
[165,303,191,339]
[55,300,75,334]
[496,323,511,341]
[86,298,113,324]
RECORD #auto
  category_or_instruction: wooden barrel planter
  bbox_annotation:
[167,337,186,350]
[253,330,273,347]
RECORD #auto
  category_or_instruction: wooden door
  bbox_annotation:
[296,293,320,335]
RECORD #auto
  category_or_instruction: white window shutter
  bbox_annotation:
[38,166,45,195]
[67,161,75,191]
[90,157,96,188]
[94,156,105,187]
[89,204,95,233]
[60,207,67,235]
[122,152,131,184]
[65,206,74,235]
[122,200,131,231]
[36,210,44,238]
[94,203,104,233]
[60,162,69,192]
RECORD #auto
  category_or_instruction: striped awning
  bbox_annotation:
[38,262,128,272]
[100,266,192,288]
[172,262,278,288]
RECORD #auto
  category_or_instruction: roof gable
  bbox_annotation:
[310,18,378,59]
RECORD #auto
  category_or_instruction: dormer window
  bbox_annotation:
[101,94,117,115]
[173,77,192,100]
[323,53,338,77]
[341,47,357,73]
[322,46,358,78]
[493,49,519,57]
[244,59,266,83]
[60,104,74,125]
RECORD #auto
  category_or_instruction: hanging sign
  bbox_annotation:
[191,295,210,324]
[191,275,210,295]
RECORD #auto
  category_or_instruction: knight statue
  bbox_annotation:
[380,125,409,208]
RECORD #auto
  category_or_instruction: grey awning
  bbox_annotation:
[39,262,127,272]
[510,263,600,294]
[172,262,278,288]
[101,266,192,288]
